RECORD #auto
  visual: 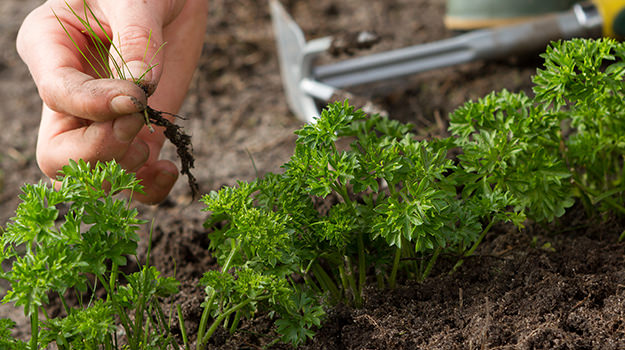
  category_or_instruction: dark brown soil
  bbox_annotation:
[1,0,624,349]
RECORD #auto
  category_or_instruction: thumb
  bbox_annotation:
[106,4,168,96]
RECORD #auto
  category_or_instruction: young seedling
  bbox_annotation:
[54,1,199,198]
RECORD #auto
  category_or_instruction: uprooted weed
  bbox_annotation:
[54,1,199,199]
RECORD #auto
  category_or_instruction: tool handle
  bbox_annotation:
[314,5,602,88]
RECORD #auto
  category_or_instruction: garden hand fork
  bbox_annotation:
[271,0,624,123]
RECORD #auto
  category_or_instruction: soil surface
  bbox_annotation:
[1,0,624,349]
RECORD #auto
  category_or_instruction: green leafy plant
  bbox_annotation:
[0,160,179,349]
[449,89,573,222]
[201,38,625,342]
[200,101,524,342]
[533,38,625,216]
[450,38,625,222]
[197,181,325,348]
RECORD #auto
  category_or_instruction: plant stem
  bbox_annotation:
[59,293,71,316]
[105,335,112,350]
[420,246,441,281]
[357,232,366,301]
[467,219,495,257]
[311,262,342,302]
[201,297,269,345]
[197,239,240,349]
[573,180,625,215]
[452,219,495,273]
[177,305,190,350]
[152,299,180,350]
[303,274,322,294]
[338,263,351,301]
[229,311,242,334]
[196,291,217,350]
[345,256,361,307]
[130,300,144,349]
[222,239,239,272]
[389,246,402,289]
[401,236,418,279]
[335,185,352,206]
[97,275,133,342]
[375,266,385,289]
[142,305,150,347]
[30,307,38,350]
[108,262,119,301]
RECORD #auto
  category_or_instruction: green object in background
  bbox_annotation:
[445,0,580,30]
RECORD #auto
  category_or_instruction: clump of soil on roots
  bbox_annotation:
[144,105,199,199]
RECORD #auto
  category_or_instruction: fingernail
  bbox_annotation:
[110,95,142,114]
[113,113,144,143]
[155,170,178,188]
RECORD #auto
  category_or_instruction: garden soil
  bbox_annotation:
[1,0,624,349]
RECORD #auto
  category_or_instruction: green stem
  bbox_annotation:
[573,180,625,215]
[334,184,353,206]
[389,246,402,289]
[229,311,242,334]
[59,293,71,316]
[452,219,495,273]
[357,232,366,300]
[131,275,147,350]
[345,256,361,307]
[338,263,350,300]
[105,335,112,350]
[108,262,118,302]
[97,275,133,341]
[201,297,269,345]
[221,240,239,272]
[196,292,217,350]
[303,274,322,294]
[197,239,240,349]
[420,246,442,282]
[467,219,495,257]
[142,305,151,347]
[30,308,38,350]
[401,236,418,279]
[311,262,341,302]
[177,305,190,350]
[375,266,385,289]
[153,300,180,350]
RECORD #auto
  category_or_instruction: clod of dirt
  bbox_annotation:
[329,30,381,56]
[144,106,199,199]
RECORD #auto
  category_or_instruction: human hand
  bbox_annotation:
[16,0,207,203]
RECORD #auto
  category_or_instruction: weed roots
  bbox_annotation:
[144,106,199,199]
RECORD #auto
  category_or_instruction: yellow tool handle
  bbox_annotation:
[594,0,625,38]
